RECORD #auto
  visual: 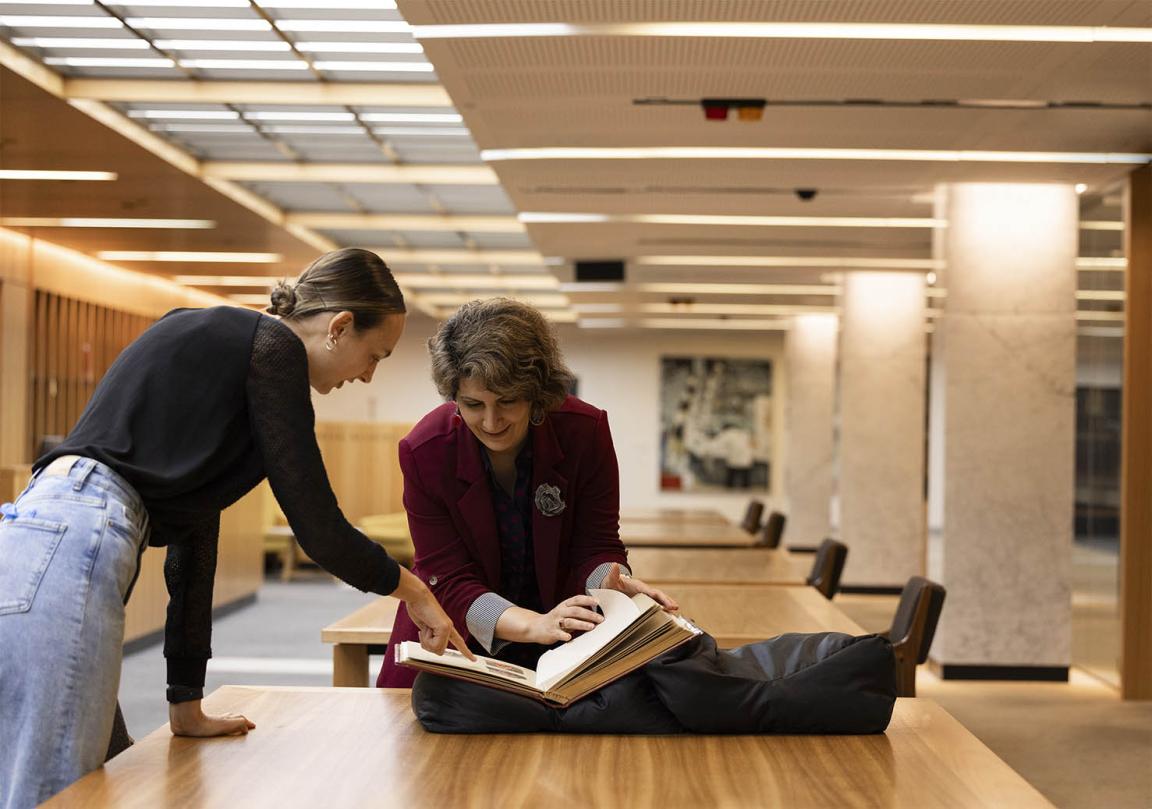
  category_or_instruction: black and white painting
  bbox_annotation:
[659,357,773,492]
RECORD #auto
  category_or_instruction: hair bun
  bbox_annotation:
[267,281,297,316]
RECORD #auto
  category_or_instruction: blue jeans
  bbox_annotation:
[0,457,149,809]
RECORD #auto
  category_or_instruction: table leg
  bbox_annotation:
[332,644,370,687]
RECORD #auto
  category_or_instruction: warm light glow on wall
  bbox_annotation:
[98,251,282,263]
[0,169,117,181]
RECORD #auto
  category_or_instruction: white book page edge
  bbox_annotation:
[535,589,645,692]
[397,642,538,689]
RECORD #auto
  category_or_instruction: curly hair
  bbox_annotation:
[428,298,575,416]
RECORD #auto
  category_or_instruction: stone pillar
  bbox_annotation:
[838,272,927,588]
[783,314,837,548]
[928,183,1076,679]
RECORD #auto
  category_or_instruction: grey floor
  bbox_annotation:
[119,577,1152,809]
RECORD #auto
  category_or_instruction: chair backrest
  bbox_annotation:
[739,499,765,535]
[806,538,848,599]
[889,576,947,664]
[757,511,787,548]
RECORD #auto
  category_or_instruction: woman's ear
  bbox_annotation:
[328,310,355,340]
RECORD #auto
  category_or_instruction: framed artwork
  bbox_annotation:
[659,356,773,492]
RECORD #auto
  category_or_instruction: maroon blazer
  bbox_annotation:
[376,395,628,687]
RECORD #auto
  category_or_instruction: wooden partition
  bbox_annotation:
[30,290,152,459]
[314,421,413,523]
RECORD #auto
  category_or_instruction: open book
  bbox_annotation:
[396,589,701,706]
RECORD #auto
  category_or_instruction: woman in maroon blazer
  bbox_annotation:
[378,299,676,687]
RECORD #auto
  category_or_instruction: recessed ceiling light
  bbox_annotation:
[98,251,281,262]
[12,36,149,49]
[370,127,470,136]
[154,39,292,52]
[244,111,356,121]
[125,18,272,31]
[295,41,423,54]
[484,147,1152,165]
[313,61,434,72]
[275,20,411,33]
[178,59,308,70]
[45,57,175,67]
[128,110,241,120]
[360,112,462,123]
[637,283,840,296]
[0,16,122,28]
[1,217,215,229]
[412,22,1152,44]
[638,317,791,331]
[640,303,836,315]
[519,212,947,228]
[636,255,943,269]
[1076,257,1127,270]
[0,169,117,180]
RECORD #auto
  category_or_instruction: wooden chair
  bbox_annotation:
[739,499,765,535]
[757,511,787,548]
[806,538,847,599]
[883,577,947,697]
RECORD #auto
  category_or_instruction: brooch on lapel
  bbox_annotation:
[534,483,565,517]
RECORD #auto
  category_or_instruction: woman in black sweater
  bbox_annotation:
[0,248,469,809]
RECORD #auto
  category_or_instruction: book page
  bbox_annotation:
[535,589,653,692]
[396,643,539,689]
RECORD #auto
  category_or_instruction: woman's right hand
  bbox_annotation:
[392,567,475,660]
[527,595,605,645]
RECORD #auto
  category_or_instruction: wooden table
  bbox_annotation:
[47,686,1054,808]
[321,597,399,687]
[620,519,759,548]
[628,547,810,586]
[670,584,867,646]
[620,507,730,525]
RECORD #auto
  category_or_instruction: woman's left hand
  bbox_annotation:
[602,563,679,613]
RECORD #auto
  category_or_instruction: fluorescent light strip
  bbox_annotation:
[154,39,292,52]
[641,303,836,315]
[245,111,356,121]
[639,318,791,331]
[125,18,272,31]
[636,255,943,269]
[393,273,558,290]
[578,318,627,329]
[1075,311,1125,322]
[0,169,117,181]
[179,59,308,70]
[46,57,175,67]
[99,251,281,263]
[370,127,469,136]
[571,303,625,313]
[1,217,215,229]
[152,124,257,133]
[1077,257,1127,270]
[295,42,424,54]
[129,110,241,120]
[313,61,434,72]
[1076,290,1125,301]
[275,21,411,33]
[422,293,569,307]
[174,275,278,286]
[261,0,397,6]
[484,147,1152,165]
[638,283,840,296]
[519,212,946,228]
[12,37,150,49]
[0,16,122,28]
[1080,221,1124,231]
[360,112,462,123]
[412,22,1152,44]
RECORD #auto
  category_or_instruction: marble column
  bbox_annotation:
[928,183,1076,677]
[838,272,927,587]
[783,315,837,547]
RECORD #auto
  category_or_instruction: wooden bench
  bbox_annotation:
[47,686,1055,808]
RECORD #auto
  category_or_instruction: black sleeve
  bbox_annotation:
[162,515,219,700]
[247,318,401,596]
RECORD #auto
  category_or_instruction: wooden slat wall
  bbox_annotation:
[313,422,413,523]
[29,290,152,459]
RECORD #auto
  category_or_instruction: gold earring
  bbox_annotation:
[325,335,337,351]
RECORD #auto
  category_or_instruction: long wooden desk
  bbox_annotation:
[47,686,1054,808]
[323,586,862,687]
[321,597,399,687]
[628,547,809,586]
[671,584,867,646]
[620,519,759,548]
[620,507,730,525]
